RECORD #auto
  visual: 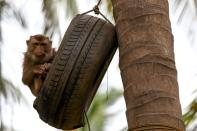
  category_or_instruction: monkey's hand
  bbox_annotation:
[33,63,51,75]
[41,63,51,73]
[34,64,46,74]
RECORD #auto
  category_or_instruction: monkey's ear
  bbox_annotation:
[26,40,30,45]
[49,40,52,45]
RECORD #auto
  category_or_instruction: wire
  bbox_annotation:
[80,9,94,15]
[80,0,113,25]
[106,71,109,102]
[99,11,113,25]
[97,0,102,6]
[84,111,91,131]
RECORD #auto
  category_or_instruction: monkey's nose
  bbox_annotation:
[35,53,45,57]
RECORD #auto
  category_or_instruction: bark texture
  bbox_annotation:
[111,0,185,130]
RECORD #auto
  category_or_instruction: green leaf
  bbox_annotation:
[79,88,122,131]
[183,100,197,126]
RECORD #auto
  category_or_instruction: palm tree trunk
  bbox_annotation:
[111,0,185,130]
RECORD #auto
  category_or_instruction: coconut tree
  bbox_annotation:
[111,0,185,130]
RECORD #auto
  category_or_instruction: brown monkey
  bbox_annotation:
[22,34,56,96]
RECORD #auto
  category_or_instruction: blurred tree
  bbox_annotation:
[0,0,79,130]
[183,100,197,127]
[78,88,122,131]
[173,0,197,129]
[0,0,27,130]
[42,0,78,39]
[173,0,197,43]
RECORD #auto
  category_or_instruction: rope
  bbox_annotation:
[81,0,113,25]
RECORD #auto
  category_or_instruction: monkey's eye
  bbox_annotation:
[41,43,47,46]
[33,42,39,46]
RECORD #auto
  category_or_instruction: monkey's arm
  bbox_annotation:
[22,66,35,87]
[22,54,35,86]
[22,62,49,96]
[31,76,43,96]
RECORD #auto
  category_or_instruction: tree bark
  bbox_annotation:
[111,0,185,130]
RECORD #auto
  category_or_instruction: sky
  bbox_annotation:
[1,0,197,131]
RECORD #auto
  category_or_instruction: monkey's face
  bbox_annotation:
[26,35,53,63]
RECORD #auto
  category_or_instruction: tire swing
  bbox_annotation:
[33,4,117,130]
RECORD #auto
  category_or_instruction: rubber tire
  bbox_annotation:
[33,14,117,130]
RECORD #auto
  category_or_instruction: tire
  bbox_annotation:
[33,14,117,130]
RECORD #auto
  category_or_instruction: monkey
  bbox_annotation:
[22,34,56,96]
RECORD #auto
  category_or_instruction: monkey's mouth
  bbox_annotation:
[32,55,46,63]
[33,54,53,64]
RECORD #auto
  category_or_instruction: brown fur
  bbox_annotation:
[22,34,56,96]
